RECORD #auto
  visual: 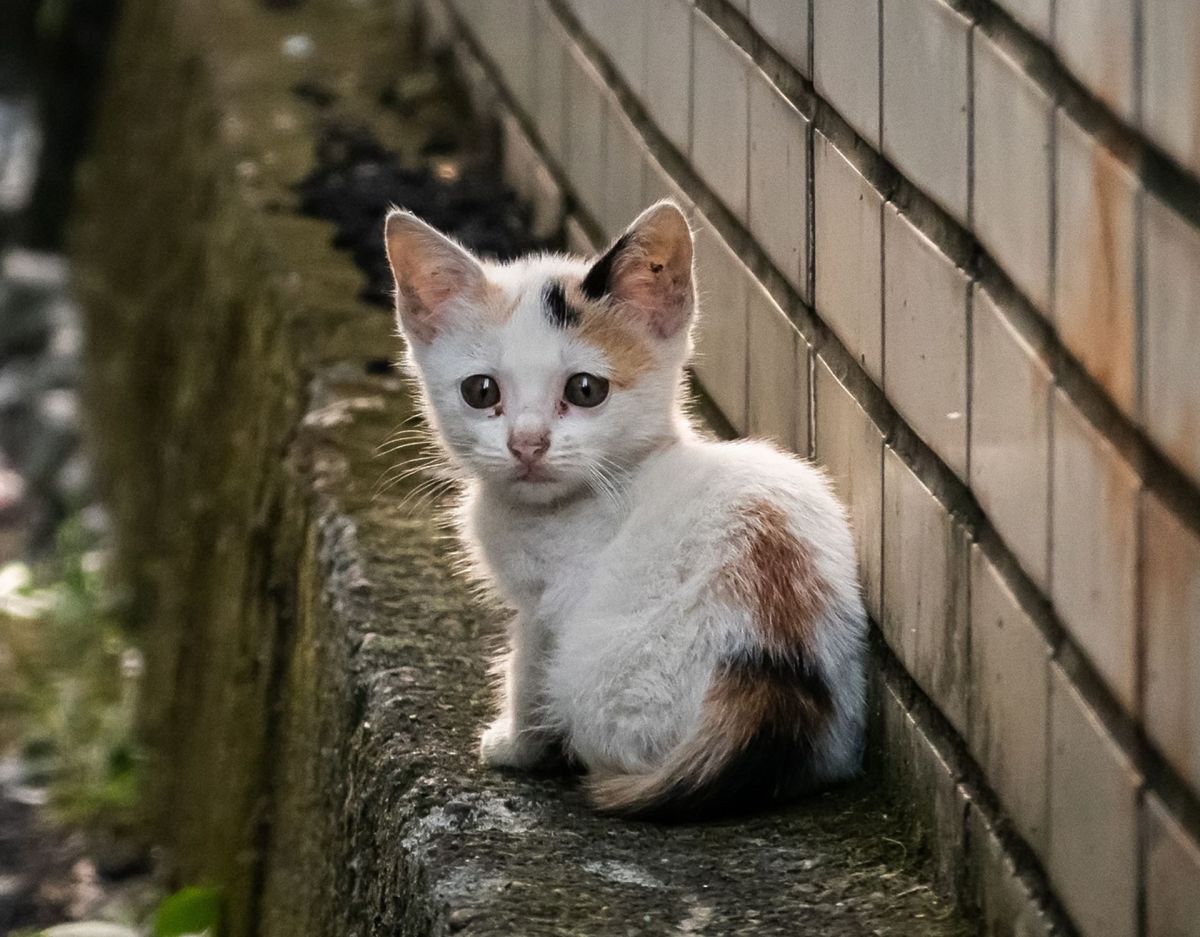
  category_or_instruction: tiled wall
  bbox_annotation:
[420,1,1200,934]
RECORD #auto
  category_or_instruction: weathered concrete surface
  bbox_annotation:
[73,0,975,933]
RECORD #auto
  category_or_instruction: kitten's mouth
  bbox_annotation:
[512,465,554,483]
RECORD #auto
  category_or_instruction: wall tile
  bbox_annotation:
[883,205,970,479]
[877,685,968,898]
[813,0,880,146]
[693,217,750,432]
[565,43,608,219]
[748,0,810,75]
[531,0,569,163]
[1054,0,1136,121]
[1054,113,1139,417]
[1051,391,1139,711]
[1145,793,1200,937]
[747,282,808,453]
[814,132,883,384]
[500,109,534,203]
[453,36,497,118]
[879,679,919,793]
[528,162,564,242]
[881,0,972,223]
[814,358,883,619]
[600,0,647,98]
[1143,0,1200,177]
[968,808,1056,937]
[969,547,1050,853]
[749,68,809,295]
[973,31,1053,311]
[642,0,694,156]
[1048,665,1140,937]
[1143,194,1200,486]
[421,0,456,48]
[1142,491,1200,794]
[603,104,648,238]
[970,285,1052,587]
[882,448,970,735]
[477,0,536,111]
[692,10,751,219]
[564,215,600,256]
[909,721,970,895]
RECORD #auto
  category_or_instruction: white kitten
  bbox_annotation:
[383,201,867,819]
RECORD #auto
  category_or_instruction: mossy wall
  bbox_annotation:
[73,0,394,930]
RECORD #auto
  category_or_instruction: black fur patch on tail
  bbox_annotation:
[618,651,833,822]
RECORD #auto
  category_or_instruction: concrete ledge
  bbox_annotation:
[76,0,974,933]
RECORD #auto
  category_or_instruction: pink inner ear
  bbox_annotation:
[411,261,471,311]
[612,242,694,338]
[601,201,695,339]
[385,212,486,341]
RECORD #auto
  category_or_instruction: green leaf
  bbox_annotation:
[153,886,222,937]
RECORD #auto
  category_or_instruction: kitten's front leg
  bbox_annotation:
[480,618,554,769]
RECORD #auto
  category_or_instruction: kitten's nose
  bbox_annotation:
[507,430,550,465]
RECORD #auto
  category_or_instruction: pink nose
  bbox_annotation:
[508,431,549,465]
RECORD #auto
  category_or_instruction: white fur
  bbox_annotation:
[390,206,868,802]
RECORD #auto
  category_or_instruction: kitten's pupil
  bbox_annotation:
[461,374,500,409]
[564,373,609,408]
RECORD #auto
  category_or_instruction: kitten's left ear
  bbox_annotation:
[384,209,487,343]
[580,200,694,338]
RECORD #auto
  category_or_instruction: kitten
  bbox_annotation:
[383,200,867,819]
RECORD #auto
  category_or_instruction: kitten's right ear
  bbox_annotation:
[384,210,486,343]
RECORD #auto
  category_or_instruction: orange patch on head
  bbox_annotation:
[723,499,830,654]
[576,313,654,388]
[559,280,655,388]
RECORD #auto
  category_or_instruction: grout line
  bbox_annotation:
[965,284,974,490]
[876,0,884,149]
[806,0,815,81]
[966,20,976,230]
[1131,0,1144,128]
[805,120,816,321]
[878,196,887,396]
[807,340,816,459]
[1046,372,1056,599]
[1134,186,1147,428]
[1136,783,1149,937]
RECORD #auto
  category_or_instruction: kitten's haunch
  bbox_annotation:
[383,201,867,820]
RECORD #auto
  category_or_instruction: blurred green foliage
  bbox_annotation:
[0,514,142,831]
[153,886,222,937]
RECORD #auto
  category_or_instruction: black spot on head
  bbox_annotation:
[543,280,580,328]
[580,233,631,301]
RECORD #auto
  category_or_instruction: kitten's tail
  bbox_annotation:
[586,651,836,821]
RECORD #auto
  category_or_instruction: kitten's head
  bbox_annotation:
[384,201,695,505]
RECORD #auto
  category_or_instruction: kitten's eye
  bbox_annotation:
[564,373,610,408]
[461,374,500,409]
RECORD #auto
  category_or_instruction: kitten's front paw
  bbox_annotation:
[479,719,546,769]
